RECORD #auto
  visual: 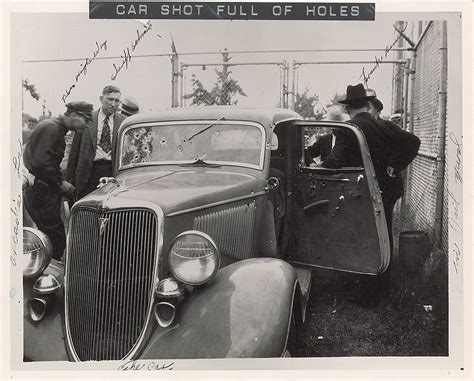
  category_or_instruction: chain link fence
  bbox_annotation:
[178,53,288,108]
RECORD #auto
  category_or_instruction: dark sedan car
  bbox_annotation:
[23,107,389,361]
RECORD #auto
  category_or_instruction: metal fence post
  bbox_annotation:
[281,61,289,109]
[402,58,410,130]
[290,60,297,110]
[171,52,179,108]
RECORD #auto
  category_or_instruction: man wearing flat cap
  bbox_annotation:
[23,101,93,260]
[67,85,126,199]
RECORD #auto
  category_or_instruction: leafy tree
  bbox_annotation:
[295,88,324,120]
[22,79,40,101]
[22,112,34,127]
[185,49,246,106]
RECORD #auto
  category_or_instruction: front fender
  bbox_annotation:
[140,258,297,359]
[23,260,68,361]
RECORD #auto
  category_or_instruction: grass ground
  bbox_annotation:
[292,205,448,357]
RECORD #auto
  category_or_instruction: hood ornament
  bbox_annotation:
[98,217,109,236]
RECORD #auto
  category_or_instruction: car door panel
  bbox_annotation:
[288,121,390,275]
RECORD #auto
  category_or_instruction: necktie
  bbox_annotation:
[99,116,111,153]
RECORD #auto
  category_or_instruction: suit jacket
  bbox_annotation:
[376,118,420,199]
[66,110,125,195]
[322,112,385,174]
[376,118,420,174]
[306,133,333,164]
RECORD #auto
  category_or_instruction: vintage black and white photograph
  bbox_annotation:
[5,0,469,376]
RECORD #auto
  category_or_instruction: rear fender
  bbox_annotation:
[140,258,298,359]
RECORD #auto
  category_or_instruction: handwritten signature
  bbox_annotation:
[12,138,22,179]
[360,23,407,85]
[111,20,158,80]
[11,194,22,267]
[449,133,462,184]
[61,40,108,103]
[447,189,460,222]
[118,360,174,371]
[453,242,461,274]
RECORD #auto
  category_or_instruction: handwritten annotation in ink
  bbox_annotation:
[118,360,174,371]
[61,40,108,103]
[111,20,159,81]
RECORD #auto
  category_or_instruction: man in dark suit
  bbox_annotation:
[366,90,420,253]
[332,84,420,306]
[323,84,395,307]
[24,101,94,260]
[305,132,333,166]
[67,85,126,199]
[323,84,385,171]
[305,105,350,166]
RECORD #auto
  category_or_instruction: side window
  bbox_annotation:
[303,125,363,169]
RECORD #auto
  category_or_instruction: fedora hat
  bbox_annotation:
[366,89,384,111]
[120,97,139,117]
[339,83,375,105]
[322,105,350,122]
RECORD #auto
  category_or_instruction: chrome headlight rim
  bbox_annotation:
[168,230,221,286]
[23,227,53,278]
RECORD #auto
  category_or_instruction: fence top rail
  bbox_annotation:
[294,60,408,65]
[177,48,411,56]
[182,61,286,68]
[22,48,412,64]
[22,53,171,64]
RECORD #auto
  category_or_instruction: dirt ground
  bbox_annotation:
[292,203,448,357]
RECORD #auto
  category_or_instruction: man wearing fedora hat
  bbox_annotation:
[332,84,420,306]
[367,90,420,255]
[24,101,94,260]
[67,85,126,199]
[322,83,386,171]
[324,83,397,306]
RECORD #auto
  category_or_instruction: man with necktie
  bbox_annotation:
[67,85,126,199]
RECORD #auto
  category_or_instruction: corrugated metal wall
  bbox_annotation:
[404,21,448,254]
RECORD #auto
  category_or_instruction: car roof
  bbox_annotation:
[121,106,303,129]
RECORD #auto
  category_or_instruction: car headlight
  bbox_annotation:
[168,231,220,286]
[23,227,52,278]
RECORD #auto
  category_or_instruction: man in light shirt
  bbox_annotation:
[67,85,126,199]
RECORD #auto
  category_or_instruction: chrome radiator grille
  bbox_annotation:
[193,201,256,260]
[66,208,158,361]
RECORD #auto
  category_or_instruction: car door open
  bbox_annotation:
[288,121,390,275]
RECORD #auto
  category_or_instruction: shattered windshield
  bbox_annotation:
[120,121,264,169]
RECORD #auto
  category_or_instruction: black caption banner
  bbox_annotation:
[90,2,375,20]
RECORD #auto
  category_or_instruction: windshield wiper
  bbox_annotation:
[179,158,221,168]
[184,116,226,143]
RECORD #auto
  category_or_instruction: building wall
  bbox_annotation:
[404,21,448,253]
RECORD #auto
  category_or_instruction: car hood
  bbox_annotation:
[78,167,265,215]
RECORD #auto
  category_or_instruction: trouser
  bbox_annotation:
[357,191,399,304]
[24,180,65,261]
[78,160,113,199]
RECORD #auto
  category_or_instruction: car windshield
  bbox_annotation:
[120,121,264,169]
